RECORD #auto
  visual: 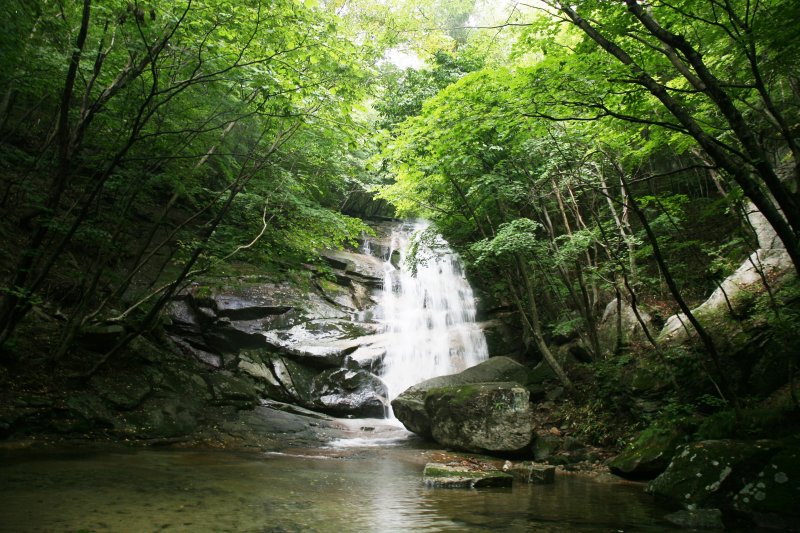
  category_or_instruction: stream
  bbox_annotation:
[0,426,674,533]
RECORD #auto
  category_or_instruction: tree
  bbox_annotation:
[0,0,376,359]
[535,0,800,274]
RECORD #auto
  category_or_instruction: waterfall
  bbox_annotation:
[376,221,488,402]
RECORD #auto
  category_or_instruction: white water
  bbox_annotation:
[374,221,489,402]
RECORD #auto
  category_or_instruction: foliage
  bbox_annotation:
[0,0,387,356]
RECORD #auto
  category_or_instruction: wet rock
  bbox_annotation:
[264,320,378,368]
[647,439,779,508]
[211,317,270,350]
[265,339,355,369]
[237,357,274,382]
[423,462,513,488]
[508,462,556,484]
[664,508,723,529]
[733,444,800,517]
[156,365,213,402]
[314,277,373,311]
[609,428,685,480]
[220,402,350,448]
[270,355,317,404]
[169,336,223,368]
[310,368,388,418]
[239,351,321,406]
[212,294,292,321]
[424,382,533,453]
[165,299,202,328]
[478,316,524,357]
[392,356,536,438]
[320,249,385,286]
[346,337,387,374]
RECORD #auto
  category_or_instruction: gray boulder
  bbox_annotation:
[391,356,534,438]
[424,382,533,453]
[597,298,653,356]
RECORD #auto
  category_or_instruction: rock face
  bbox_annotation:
[647,438,800,524]
[162,228,396,419]
[392,357,536,452]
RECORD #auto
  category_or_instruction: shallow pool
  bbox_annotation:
[0,432,674,532]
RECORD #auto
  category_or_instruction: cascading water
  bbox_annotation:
[375,221,489,403]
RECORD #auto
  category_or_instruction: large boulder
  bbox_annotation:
[647,440,776,507]
[391,356,535,438]
[424,382,534,453]
[647,438,800,524]
[478,315,524,357]
[597,298,654,356]
[733,445,800,518]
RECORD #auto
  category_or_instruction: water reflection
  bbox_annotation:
[0,443,673,532]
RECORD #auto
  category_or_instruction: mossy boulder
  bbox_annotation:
[609,427,685,480]
[391,356,536,439]
[664,508,723,529]
[647,439,780,509]
[597,298,654,357]
[733,444,800,517]
[532,433,562,461]
[54,392,119,433]
[424,382,533,453]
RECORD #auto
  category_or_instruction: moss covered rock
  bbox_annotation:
[391,356,536,439]
[424,382,533,453]
[733,443,800,517]
[609,427,685,480]
[647,439,779,508]
[422,462,513,488]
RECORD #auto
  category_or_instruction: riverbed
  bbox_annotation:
[0,424,674,533]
